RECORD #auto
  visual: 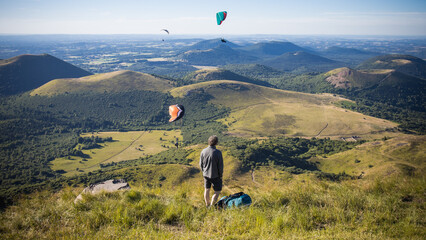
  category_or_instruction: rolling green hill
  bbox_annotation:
[325,67,426,112]
[0,54,92,95]
[182,68,272,87]
[30,70,175,96]
[325,67,391,89]
[357,54,426,79]
[171,80,398,138]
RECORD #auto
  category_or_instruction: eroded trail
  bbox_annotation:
[82,131,146,170]
[102,131,146,163]
[315,123,329,138]
[251,169,258,183]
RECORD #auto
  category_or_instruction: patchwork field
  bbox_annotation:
[51,130,182,176]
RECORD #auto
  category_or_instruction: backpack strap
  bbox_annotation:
[229,192,244,198]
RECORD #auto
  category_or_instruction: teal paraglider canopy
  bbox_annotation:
[216,11,227,25]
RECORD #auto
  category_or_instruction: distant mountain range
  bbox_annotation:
[175,39,343,72]
[262,51,345,72]
[162,40,379,73]
[238,41,314,58]
[0,54,92,95]
[180,38,241,52]
[323,46,375,56]
[319,46,380,66]
[175,44,258,66]
[356,54,426,79]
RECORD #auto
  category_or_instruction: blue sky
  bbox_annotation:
[0,0,425,35]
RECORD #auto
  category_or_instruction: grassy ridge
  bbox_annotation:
[30,70,175,96]
[0,173,423,239]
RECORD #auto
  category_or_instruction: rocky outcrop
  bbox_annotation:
[74,179,130,203]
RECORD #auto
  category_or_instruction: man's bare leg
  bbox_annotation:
[204,188,210,206]
[211,191,221,206]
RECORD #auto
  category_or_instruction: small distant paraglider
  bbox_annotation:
[174,137,179,149]
[169,104,185,123]
[216,11,227,43]
[161,29,169,41]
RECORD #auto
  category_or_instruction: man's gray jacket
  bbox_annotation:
[199,146,223,179]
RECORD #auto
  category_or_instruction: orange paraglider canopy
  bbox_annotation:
[169,104,185,122]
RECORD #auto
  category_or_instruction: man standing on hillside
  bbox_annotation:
[200,135,224,207]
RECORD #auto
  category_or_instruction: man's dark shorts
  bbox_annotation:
[204,177,222,191]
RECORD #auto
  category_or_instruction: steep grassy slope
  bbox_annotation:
[315,134,425,178]
[30,70,175,96]
[325,67,391,89]
[0,54,92,95]
[1,134,424,239]
[171,80,398,138]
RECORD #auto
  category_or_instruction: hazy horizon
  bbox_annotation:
[1,0,425,36]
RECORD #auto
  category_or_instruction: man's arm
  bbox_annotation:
[218,151,223,178]
[199,151,204,171]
